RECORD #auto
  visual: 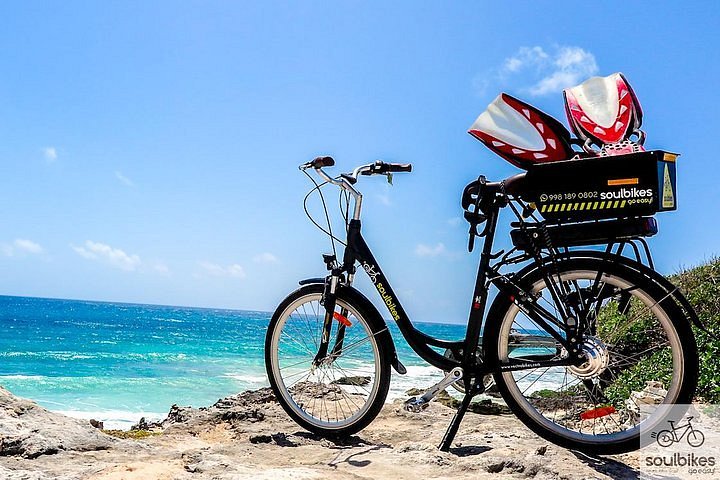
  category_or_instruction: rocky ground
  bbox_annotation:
[0,386,641,480]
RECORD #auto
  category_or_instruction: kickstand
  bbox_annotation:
[438,392,473,452]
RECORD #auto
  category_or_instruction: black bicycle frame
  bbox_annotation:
[335,203,577,385]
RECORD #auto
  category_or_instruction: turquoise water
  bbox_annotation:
[0,295,470,428]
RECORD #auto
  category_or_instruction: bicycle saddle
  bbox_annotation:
[468,93,575,169]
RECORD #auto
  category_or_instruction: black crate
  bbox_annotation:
[524,150,678,221]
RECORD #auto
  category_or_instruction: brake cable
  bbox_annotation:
[301,169,347,258]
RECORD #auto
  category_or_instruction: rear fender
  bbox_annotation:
[489,251,706,336]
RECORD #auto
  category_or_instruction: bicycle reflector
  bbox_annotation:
[580,406,617,421]
[333,312,352,327]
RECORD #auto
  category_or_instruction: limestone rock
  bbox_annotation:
[0,386,113,458]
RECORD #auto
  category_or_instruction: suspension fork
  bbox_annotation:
[312,257,356,365]
[312,273,339,366]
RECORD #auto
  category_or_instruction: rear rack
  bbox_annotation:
[510,217,658,251]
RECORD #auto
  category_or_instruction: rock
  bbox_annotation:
[536,445,548,456]
[212,388,276,409]
[468,398,511,415]
[0,386,114,458]
[131,416,162,431]
[89,418,104,430]
[158,387,279,434]
[163,404,194,425]
[220,408,265,423]
[331,376,370,386]
[249,434,272,444]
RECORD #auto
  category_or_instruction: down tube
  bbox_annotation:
[347,222,456,371]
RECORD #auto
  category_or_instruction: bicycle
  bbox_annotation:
[655,416,705,448]
[264,155,699,455]
[264,74,701,454]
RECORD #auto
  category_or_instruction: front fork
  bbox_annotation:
[312,256,351,367]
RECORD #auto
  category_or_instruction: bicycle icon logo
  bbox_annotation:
[653,416,705,448]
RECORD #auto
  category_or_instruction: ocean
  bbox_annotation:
[0,295,467,429]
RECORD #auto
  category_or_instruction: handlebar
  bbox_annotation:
[300,157,412,184]
[300,156,413,221]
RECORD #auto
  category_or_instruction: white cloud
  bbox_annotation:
[43,147,57,162]
[72,241,141,271]
[198,261,246,278]
[152,262,171,275]
[14,239,44,254]
[475,44,599,97]
[2,238,44,256]
[415,243,447,257]
[528,47,598,96]
[447,217,463,227]
[114,171,136,187]
[253,253,279,264]
[502,46,549,73]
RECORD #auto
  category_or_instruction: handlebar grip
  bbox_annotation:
[311,156,335,168]
[361,160,413,175]
[387,163,412,173]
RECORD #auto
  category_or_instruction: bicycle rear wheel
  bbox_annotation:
[265,284,391,437]
[484,257,698,454]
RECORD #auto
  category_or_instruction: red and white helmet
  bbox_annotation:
[468,93,575,169]
[563,72,644,155]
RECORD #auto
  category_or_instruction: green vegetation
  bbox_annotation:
[602,258,720,404]
[671,258,720,403]
[102,429,162,440]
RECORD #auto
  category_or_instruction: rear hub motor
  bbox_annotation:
[567,336,610,379]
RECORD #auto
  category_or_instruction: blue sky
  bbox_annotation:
[1,2,718,323]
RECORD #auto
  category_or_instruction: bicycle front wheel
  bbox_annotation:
[265,284,391,437]
[484,257,698,454]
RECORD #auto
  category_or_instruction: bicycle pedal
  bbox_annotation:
[404,397,429,413]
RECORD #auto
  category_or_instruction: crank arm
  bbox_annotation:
[404,367,463,412]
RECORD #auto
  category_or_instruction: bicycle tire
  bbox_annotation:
[484,256,698,455]
[265,284,391,437]
[687,429,704,448]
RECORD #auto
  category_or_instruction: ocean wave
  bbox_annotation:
[0,374,46,380]
[155,317,186,324]
[0,351,192,362]
[222,373,268,384]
